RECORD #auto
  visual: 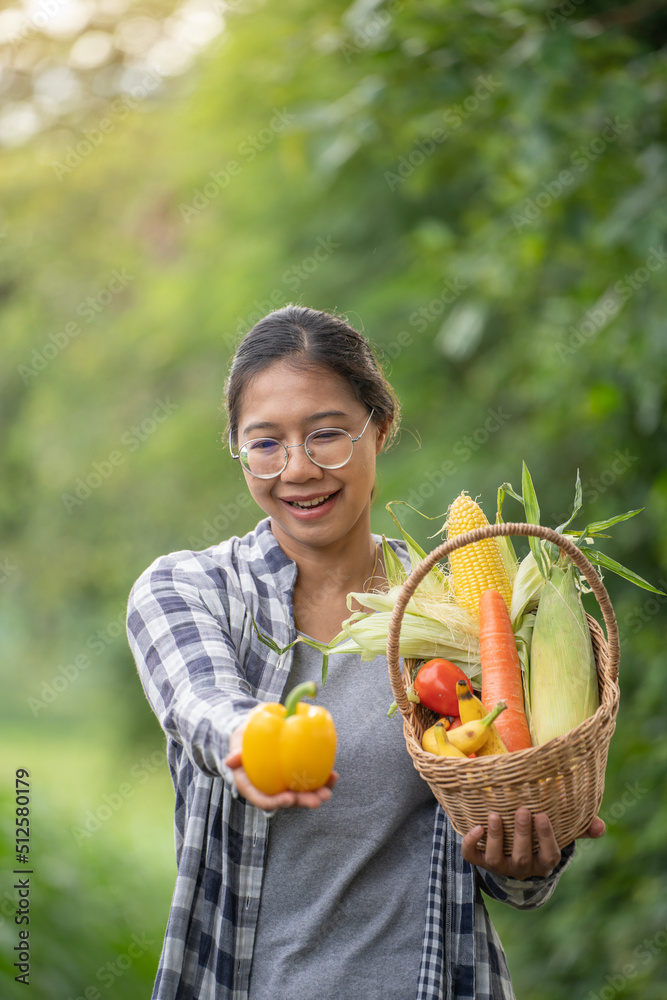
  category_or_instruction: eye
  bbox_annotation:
[308,428,347,443]
[247,438,281,453]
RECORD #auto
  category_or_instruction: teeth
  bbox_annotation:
[290,493,333,509]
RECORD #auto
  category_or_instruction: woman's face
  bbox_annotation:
[235,360,389,557]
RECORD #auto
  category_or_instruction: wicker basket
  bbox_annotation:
[386,522,620,853]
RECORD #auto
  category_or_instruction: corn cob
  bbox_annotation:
[528,561,599,745]
[446,492,512,618]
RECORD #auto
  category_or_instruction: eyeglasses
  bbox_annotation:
[231,409,375,479]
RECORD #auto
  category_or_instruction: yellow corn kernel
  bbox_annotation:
[446,492,512,617]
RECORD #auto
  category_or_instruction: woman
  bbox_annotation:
[126,305,604,1000]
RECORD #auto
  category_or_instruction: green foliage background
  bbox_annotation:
[1,0,666,997]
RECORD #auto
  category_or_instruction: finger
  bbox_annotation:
[509,808,535,879]
[233,765,336,811]
[533,812,561,875]
[291,775,338,807]
[233,769,297,811]
[292,787,333,808]
[460,824,487,867]
[224,751,243,769]
[579,816,606,839]
[484,813,507,871]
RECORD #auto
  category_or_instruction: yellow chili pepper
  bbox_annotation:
[241,681,337,795]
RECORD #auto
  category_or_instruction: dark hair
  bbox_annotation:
[224,305,401,449]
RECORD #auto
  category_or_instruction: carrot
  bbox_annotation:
[479,589,532,752]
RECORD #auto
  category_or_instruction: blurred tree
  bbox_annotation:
[1,0,666,996]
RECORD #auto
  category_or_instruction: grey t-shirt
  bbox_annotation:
[247,638,437,1000]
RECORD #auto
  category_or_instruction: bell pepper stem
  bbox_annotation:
[284,681,317,718]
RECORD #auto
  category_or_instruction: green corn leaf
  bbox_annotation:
[251,614,298,655]
[522,462,550,579]
[386,500,429,564]
[563,530,611,539]
[556,469,583,533]
[251,614,333,684]
[386,500,448,588]
[583,549,666,594]
[575,509,644,536]
[496,481,524,510]
[325,626,348,647]
[494,484,518,578]
[521,461,541,525]
[297,637,335,684]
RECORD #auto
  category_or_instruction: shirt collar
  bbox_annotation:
[247,517,410,594]
[249,518,298,596]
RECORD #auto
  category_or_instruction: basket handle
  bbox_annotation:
[386,522,620,719]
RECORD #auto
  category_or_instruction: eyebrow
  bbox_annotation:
[242,410,350,437]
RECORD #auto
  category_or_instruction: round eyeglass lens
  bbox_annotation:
[240,439,285,477]
[304,428,354,469]
[240,428,355,477]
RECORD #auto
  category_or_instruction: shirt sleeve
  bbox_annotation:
[475,840,576,910]
[126,559,259,789]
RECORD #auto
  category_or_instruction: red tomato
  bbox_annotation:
[413,659,473,718]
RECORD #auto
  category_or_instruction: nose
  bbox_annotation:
[280,443,323,482]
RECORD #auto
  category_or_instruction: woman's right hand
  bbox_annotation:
[224,723,337,811]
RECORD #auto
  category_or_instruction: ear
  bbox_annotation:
[374,416,392,455]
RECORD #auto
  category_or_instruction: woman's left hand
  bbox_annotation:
[461,807,606,880]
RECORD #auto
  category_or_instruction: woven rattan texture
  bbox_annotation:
[386,523,621,854]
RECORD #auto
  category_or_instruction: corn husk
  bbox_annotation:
[496,531,519,586]
[513,610,536,734]
[348,585,478,635]
[509,550,546,627]
[381,535,410,589]
[333,516,481,682]
[329,610,482,685]
[528,561,599,745]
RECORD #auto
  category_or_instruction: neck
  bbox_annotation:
[269,515,386,642]
[270,515,384,603]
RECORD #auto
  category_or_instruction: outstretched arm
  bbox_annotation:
[127,561,259,785]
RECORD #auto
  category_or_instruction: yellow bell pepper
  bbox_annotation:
[241,681,337,795]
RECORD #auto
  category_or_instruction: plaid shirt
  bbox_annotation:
[126,517,574,1000]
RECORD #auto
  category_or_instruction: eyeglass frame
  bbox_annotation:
[230,408,376,479]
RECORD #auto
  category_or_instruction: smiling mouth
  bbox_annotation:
[285,491,339,509]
